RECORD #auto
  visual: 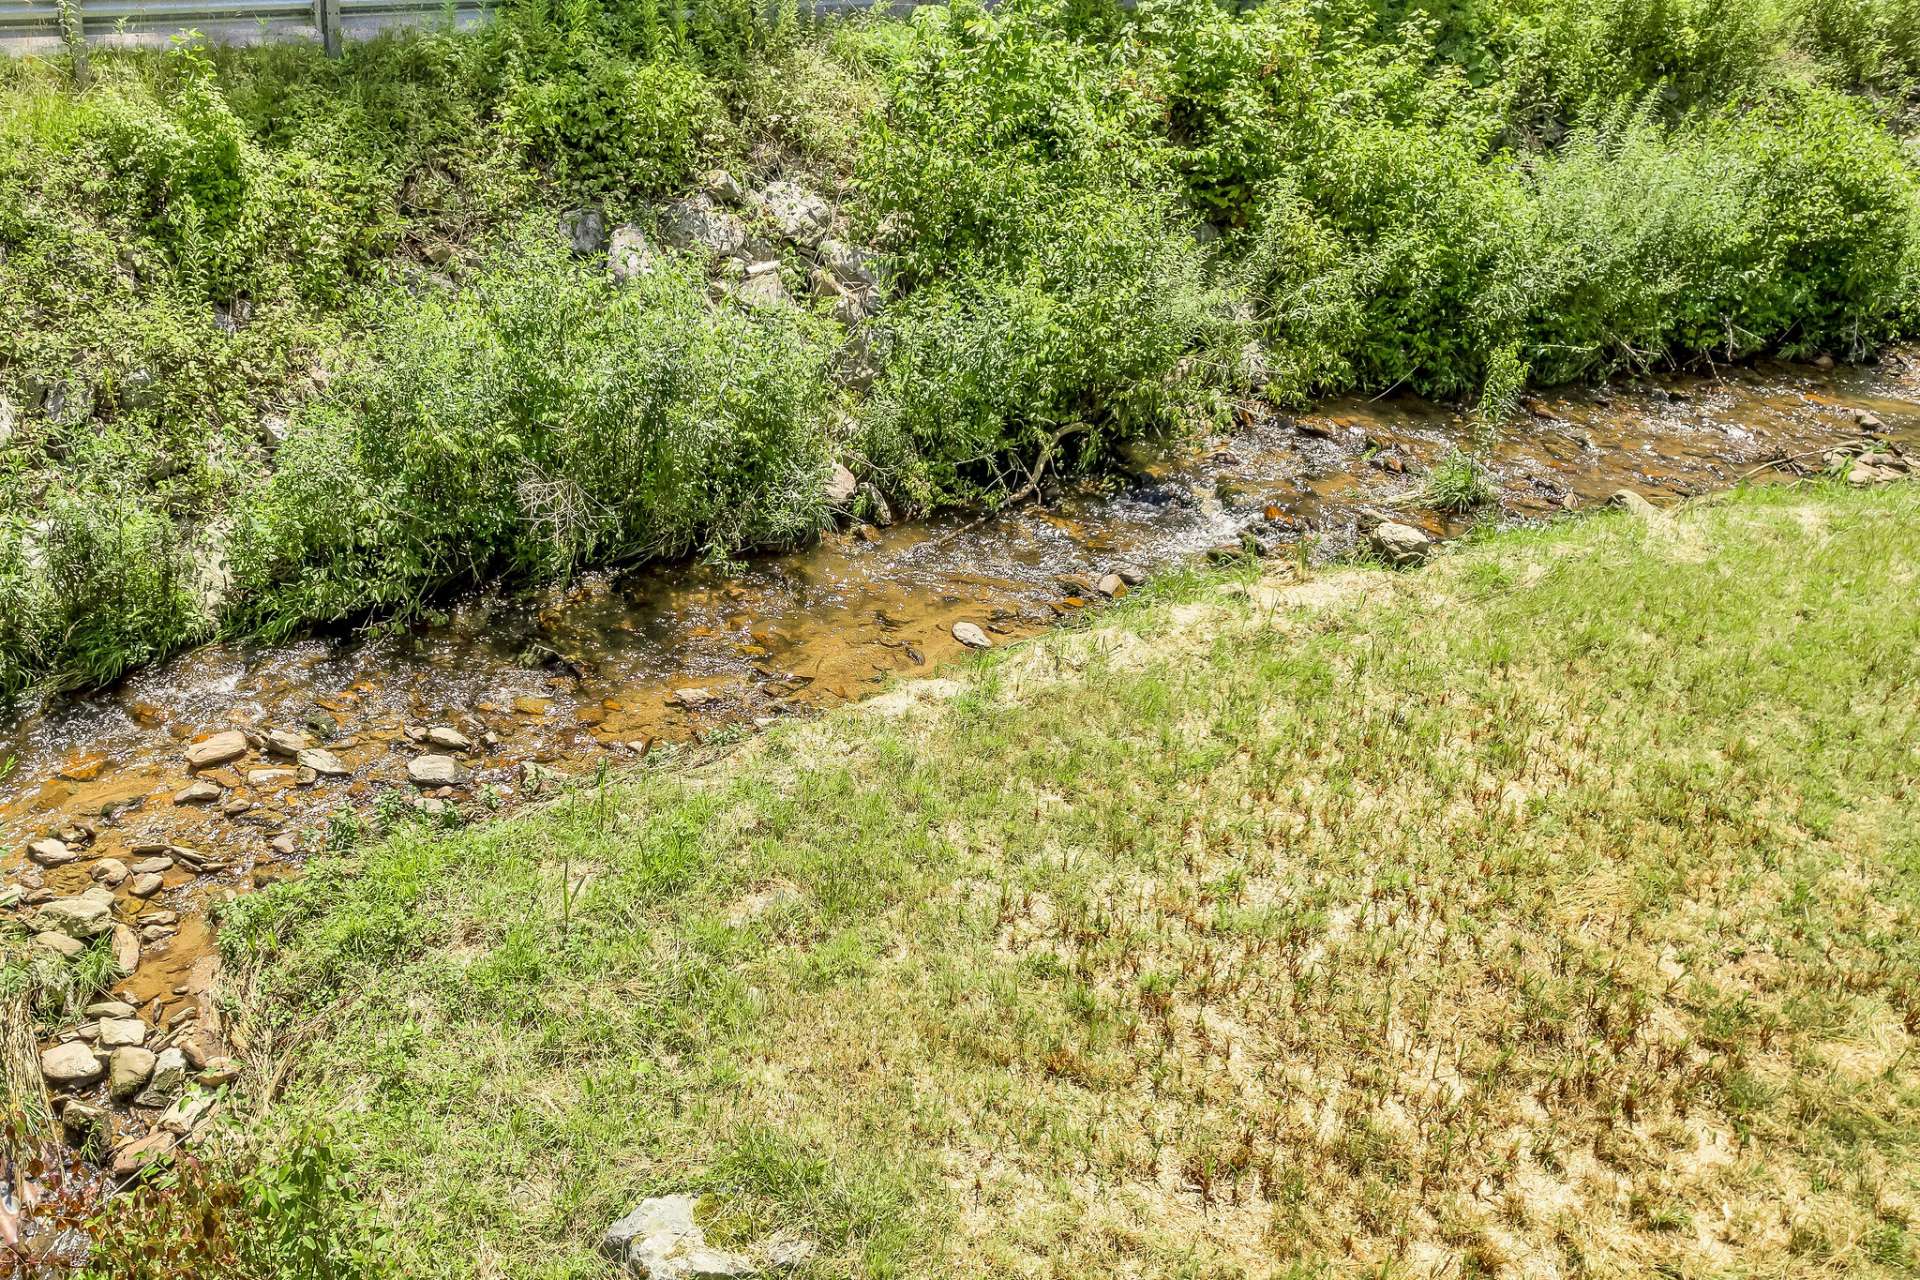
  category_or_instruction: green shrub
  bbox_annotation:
[0,492,207,698]
[82,1125,382,1280]
[866,188,1234,506]
[224,224,833,638]
[1792,0,1920,93]
[505,51,727,196]
[858,0,1241,504]
[89,45,251,242]
[1419,447,1498,510]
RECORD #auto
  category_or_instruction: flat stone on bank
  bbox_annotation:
[41,1041,103,1086]
[111,923,141,976]
[1369,521,1434,567]
[408,755,466,787]
[98,1017,147,1049]
[185,730,249,769]
[174,780,223,805]
[129,873,165,899]
[34,895,112,939]
[952,622,992,650]
[109,1046,156,1100]
[297,748,349,777]
[34,931,86,959]
[28,837,76,867]
[1610,488,1660,518]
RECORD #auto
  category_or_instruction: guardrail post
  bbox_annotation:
[316,0,341,55]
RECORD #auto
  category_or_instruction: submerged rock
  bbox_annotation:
[174,780,223,805]
[263,728,312,757]
[297,748,349,777]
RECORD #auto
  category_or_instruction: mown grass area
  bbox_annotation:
[207,481,1920,1278]
[4,0,1920,695]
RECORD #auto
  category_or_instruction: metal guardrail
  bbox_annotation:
[0,0,895,53]
[1,0,493,54]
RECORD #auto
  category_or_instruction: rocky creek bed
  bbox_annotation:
[2,351,1916,1196]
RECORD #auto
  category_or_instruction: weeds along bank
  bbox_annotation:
[3,0,1920,697]
[78,481,1907,1277]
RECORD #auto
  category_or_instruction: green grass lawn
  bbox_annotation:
[221,482,1920,1278]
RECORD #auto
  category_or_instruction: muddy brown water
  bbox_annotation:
[2,353,1917,1184]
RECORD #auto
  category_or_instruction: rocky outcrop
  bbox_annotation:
[561,208,608,257]
[609,225,654,283]
[754,180,832,249]
[661,195,749,259]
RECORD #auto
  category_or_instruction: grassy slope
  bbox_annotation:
[226,483,1920,1278]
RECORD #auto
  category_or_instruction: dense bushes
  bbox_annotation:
[224,228,833,637]
[0,0,1917,696]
